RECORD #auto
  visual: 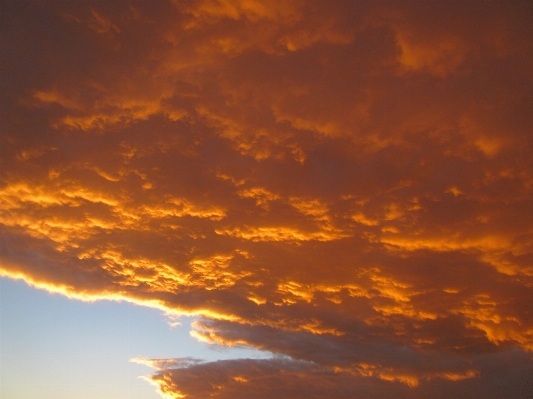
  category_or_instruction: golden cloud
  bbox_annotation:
[2,0,533,398]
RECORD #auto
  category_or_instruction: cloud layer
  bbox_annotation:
[2,1,533,397]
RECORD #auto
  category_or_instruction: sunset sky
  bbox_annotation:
[1,1,533,398]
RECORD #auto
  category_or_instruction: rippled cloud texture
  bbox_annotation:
[2,1,533,397]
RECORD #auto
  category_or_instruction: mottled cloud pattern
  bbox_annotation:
[2,1,533,398]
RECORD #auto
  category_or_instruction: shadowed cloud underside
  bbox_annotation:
[1,0,533,398]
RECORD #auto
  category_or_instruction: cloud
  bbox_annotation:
[148,357,412,399]
[1,0,533,398]
[144,351,533,399]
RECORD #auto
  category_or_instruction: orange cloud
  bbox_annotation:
[2,0,533,398]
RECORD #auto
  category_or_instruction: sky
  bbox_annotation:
[0,278,270,399]
[1,0,532,398]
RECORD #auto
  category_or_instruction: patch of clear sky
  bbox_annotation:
[0,277,271,399]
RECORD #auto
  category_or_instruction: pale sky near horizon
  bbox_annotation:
[0,277,271,399]
[1,1,533,398]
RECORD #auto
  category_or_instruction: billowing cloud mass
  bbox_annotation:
[2,0,533,397]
